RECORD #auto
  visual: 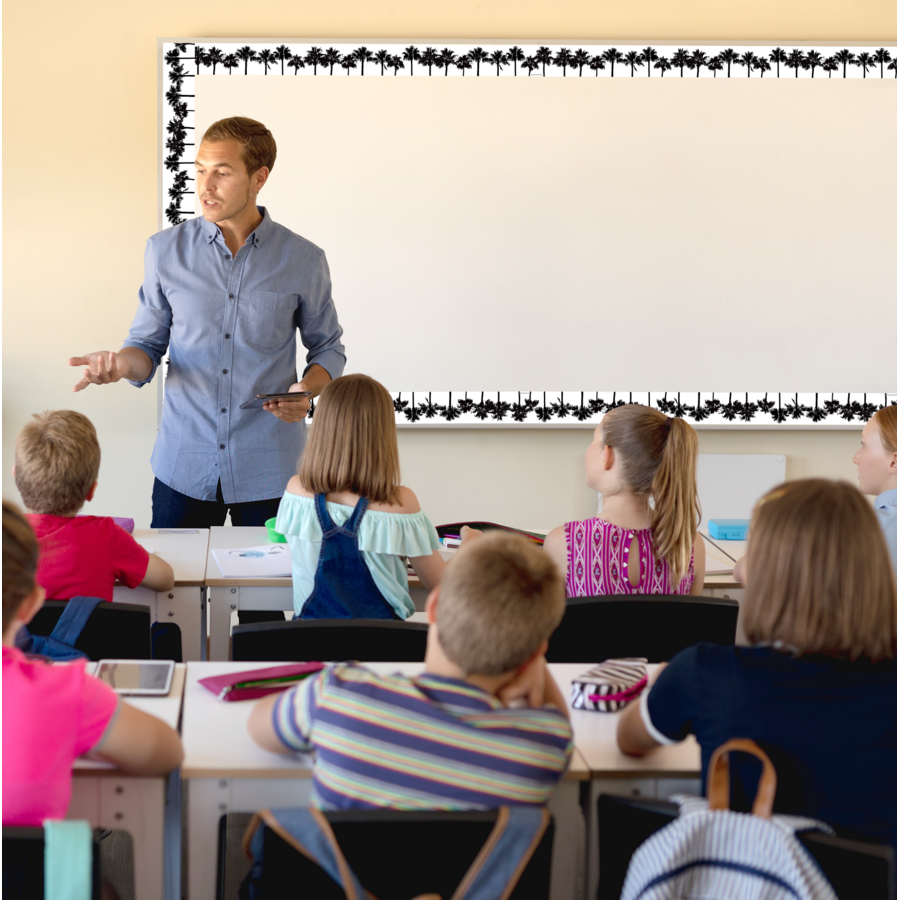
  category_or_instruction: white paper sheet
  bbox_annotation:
[212,545,292,578]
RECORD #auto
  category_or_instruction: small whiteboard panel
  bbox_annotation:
[697,454,785,532]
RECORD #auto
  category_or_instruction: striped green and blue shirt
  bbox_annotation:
[273,664,573,810]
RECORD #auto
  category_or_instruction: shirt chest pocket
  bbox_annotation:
[241,290,299,352]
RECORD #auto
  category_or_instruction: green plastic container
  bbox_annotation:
[265,517,287,543]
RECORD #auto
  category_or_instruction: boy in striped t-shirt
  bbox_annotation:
[248,532,573,810]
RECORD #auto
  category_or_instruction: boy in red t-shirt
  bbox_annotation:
[14,410,174,600]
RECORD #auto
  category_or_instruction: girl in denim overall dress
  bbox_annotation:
[275,374,446,619]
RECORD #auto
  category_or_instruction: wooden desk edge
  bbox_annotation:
[181,764,314,780]
[205,577,293,587]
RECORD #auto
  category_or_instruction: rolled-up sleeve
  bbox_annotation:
[122,237,173,387]
[297,252,346,381]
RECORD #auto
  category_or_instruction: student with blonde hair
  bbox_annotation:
[248,532,573,809]
[15,410,173,600]
[618,480,896,844]
[276,373,445,619]
[2,502,183,826]
[544,405,705,596]
[853,404,897,571]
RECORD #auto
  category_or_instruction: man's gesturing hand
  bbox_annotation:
[69,351,128,392]
[263,382,311,422]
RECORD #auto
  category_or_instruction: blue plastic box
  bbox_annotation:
[708,519,749,540]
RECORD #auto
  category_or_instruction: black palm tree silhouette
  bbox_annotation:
[873,48,892,78]
[469,47,492,76]
[419,47,438,75]
[552,394,577,419]
[656,393,673,414]
[689,393,709,421]
[753,57,771,77]
[404,393,421,422]
[508,46,525,75]
[707,56,724,77]
[823,395,842,415]
[223,54,239,75]
[511,401,530,422]
[535,46,553,76]
[704,395,722,416]
[573,49,592,76]
[738,394,759,422]
[803,50,823,78]
[784,49,805,77]
[574,392,593,421]
[236,46,256,75]
[287,56,305,75]
[640,46,658,75]
[491,395,512,421]
[808,394,827,422]
[736,51,757,77]
[839,394,858,422]
[785,393,810,420]
[402,46,420,74]
[756,394,775,417]
[718,48,740,77]
[417,393,444,419]
[653,57,672,76]
[535,392,553,422]
[194,46,210,74]
[165,48,182,64]
[324,48,342,75]
[490,49,510,75]
[858,394,878,421]
[258,48,277,74]
[457,394,475,415]
[588,394,606,415]
[671,48,690,77]
[589,56,606,76]
[767,48,787,77]
[373,49,391,75]
[600,47,625,77]
[623,50,641,77]
[165,85,194,107]
[393,394,409,414]
[274,45,293,75]
[889,58,898,78]
[352,47,375,75]
[456,55,473,75]
[688,49,710,76]
[441,393,461,421]
[388,55,405,75]
[340,55,358,75]
[204,47,224,74]
[553,48,575,76]
[436,48,457,75]
[473,392,490,421]
[833,49,856,78]
[305,47,325,75]
[853,52,876,77]
[822,57,838,78]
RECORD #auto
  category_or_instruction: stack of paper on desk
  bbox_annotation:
[212,544,292,578]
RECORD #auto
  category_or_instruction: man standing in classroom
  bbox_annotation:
[69,117,346,528]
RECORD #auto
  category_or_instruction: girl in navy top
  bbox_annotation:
[617,479,896,845]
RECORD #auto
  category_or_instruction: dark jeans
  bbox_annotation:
[150,478,282,529]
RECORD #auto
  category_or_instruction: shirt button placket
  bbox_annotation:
[218,269,240,470]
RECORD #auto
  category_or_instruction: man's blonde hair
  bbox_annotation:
[201,117,276,175]
[299,374,401,505]
[437,532,566,676]
[14,410,101,515]
[744,479,896,662]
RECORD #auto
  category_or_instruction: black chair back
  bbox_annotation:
[230,810,554,900]
[546,594,739,663]
[596,794,896,900]
[3,826,102,900]
[231,618,429,662]
[28,600,152,661]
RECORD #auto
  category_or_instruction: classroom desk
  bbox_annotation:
[182,661,589,900]
[113,529,211,661]
[549,664,701,900]
[69,664,187,900]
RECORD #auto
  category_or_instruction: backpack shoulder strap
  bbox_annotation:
[49,597,104,647]
[451,807,551,900]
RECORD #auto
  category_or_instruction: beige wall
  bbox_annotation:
[3,0,893,526]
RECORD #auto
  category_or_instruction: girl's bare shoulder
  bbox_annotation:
[368,486,422,515]
[285,475,313,498]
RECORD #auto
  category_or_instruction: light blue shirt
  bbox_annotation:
[275,492,442,619]
[875,489,897,573]
[123,209,345,503]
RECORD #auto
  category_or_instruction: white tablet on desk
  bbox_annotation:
[95,660,175,696]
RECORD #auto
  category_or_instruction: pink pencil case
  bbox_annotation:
[570,658,648,712]
[199,663,325,702]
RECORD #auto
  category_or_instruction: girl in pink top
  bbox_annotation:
[2,501,183,827]
[544,406,705,597]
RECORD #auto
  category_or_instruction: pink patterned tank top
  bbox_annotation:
[564,517,694,597]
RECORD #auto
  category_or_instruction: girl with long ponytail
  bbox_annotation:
[544,406,705,596]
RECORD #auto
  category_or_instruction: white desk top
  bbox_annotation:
[182,662,590,781]
[206,526,291,587]
[550,663,700,778]
[74,663,187,774]
[130,529,210,586]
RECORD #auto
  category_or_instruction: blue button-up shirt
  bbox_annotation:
[123,208,345,504]
[875,489,897,573]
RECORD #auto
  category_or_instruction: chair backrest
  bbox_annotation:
[232,809,554,900]
[545,594,739,663]
[2,826,102,900]
[28,600,152,661]
[596,794,896,900]
[231,618,429,662]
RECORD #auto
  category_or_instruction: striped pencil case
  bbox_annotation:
[570,658,648,712]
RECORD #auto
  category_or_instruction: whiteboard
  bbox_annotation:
[696,453,786,531]
[160,40,896,416]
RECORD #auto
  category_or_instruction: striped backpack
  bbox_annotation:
[622,739,838,900]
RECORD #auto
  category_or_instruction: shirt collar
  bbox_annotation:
[875,489,897,510]
[202,206,274,247]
